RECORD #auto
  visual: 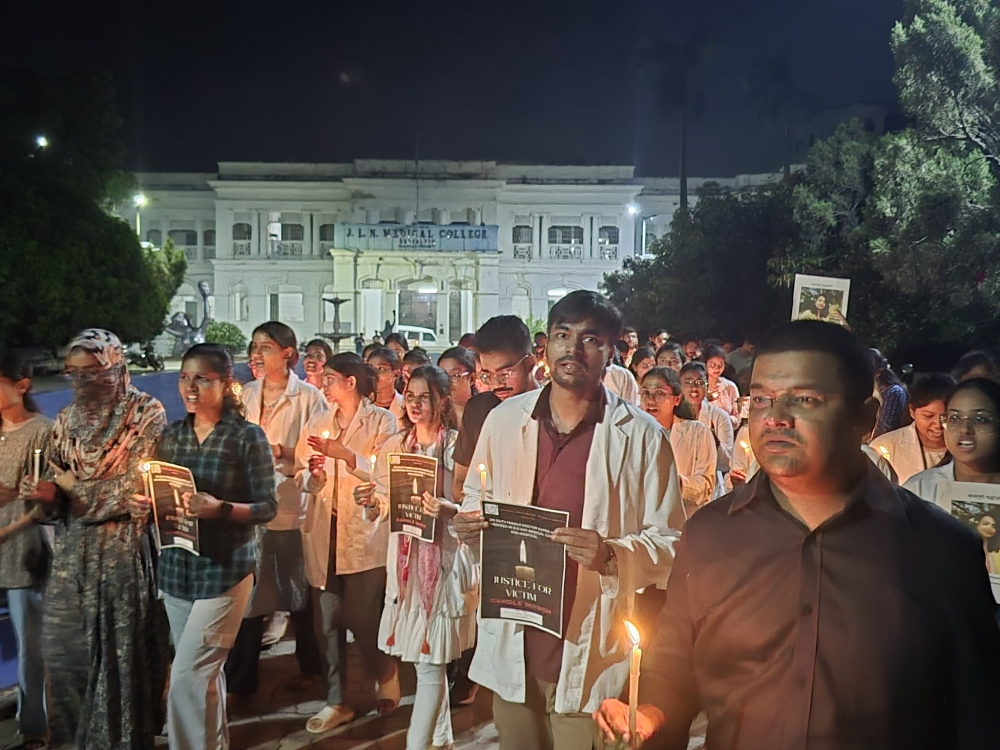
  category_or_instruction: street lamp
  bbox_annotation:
[626,202,640,216]
[133,194,147,239]
[35,135,48,148]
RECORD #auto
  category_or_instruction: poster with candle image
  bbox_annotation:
[144,460,200,555]
[480,501,569,637]
[388,453,438,542]
[948,482,1000,602]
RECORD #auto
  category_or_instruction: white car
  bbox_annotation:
[396,325,438,348]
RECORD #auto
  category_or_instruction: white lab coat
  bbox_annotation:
[603,364,640,405]
[241,373,328,530]
[667,418,717,515]
[903,463,954,511]
[872,424,940,484]
[698,400,734,496]
[295,400,397,586]
[461,387,684,714]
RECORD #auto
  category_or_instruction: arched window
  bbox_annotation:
[146,229,162,246]
[233,223,252,240]
[169,229,198,246]
[230,284,249,322]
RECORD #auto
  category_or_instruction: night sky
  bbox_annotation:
[6,0,902,177]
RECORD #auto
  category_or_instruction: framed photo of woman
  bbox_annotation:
[792,274,851,326]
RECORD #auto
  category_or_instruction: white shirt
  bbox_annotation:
[603,364,640,405]
[241,373,328,530]
[697,400,735,497]
[462,387,684,714]
[903,463,955,511]
[666,419,717,516]
[296,400,397,584]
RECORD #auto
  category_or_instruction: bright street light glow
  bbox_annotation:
[626,203,640,216]
[133,194,147,207]
[35,136,48,148]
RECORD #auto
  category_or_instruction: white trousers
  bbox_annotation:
[163,575,253,750]
[408,662,453,750]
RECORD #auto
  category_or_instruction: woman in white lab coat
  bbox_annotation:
[226,322,328,696]
[296,353,399,733]
[357,365,477,750]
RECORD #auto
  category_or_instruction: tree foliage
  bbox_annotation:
[0,69,185,350]
[206,321,248,353]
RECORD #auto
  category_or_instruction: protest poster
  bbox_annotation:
[142,460,200,554]
[480,500,569,637]
[388,453,438,541]
[792,274,851,325]
[948,481,1000,602]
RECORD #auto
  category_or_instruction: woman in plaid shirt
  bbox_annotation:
[155,344,277,750]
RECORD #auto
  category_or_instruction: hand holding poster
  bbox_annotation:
[791,274,851,325]
[142,460,200,555]
[388,453,438,541]
[948,481,1000,602]
[480,501,569,637]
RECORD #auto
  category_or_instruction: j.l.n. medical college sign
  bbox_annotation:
[335,224,498,252]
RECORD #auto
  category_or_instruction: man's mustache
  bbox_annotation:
[759,429,803,444]
[556,354,587,366]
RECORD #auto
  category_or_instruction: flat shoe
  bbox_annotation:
[306,704,355,734]
[376,668,401,715]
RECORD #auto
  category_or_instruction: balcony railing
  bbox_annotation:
[233,241,252,257]
[599,246,619,261]
[204,245,216,260]
[513,244,533,261]
[183,247,198,262]
[271,241,304,258]
[549,245,583,260]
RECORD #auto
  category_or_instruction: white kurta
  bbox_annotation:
[461,387,684,715]
[296,400,398,587]
[374,430,478,665]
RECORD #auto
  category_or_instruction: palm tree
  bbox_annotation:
[743,52,817,176]
[636,37,710,211]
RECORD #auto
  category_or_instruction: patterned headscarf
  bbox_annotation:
[55,329,164,480]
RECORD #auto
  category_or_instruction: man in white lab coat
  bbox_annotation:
[456,291,684,750]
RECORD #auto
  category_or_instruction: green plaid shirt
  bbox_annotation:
[155,411,277,601]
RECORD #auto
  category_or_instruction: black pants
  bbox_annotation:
[224,595,322,696]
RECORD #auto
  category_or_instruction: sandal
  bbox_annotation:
[306,704,354,734]
[376,667,401,716]
[23,737,49,750]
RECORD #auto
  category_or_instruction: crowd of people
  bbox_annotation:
[1,289,1000,749]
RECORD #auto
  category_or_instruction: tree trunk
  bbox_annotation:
[679,108,689,211]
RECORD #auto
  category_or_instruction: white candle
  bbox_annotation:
[878,445,891,462]
[739,439,752,466]
[32,449,41,481]
[478,462,487,501]
[320,430,331,440]
[624,620,642,745]
[369,453,377,476]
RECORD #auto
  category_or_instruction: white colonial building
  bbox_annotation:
[126,160,782,350]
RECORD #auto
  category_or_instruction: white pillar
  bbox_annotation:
[196,218,204,262]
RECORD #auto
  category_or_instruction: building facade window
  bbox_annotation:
[269,290,304,322]
[319,224,335,242]
[548,226,583,245]
[146,229,162,246]
[512,225,533,244]
[204,229,216,246]
[598,226,619,246]
[168,229,198,246]
[230,285,249,322]
[281,224,304,241]
[233,223,252,241]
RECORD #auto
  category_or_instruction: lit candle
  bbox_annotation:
[478,462,487,501]
[369,453,377,476]
[140,461,152,501]
[624,620,642,745]
[878,445,891,462]
[32,449,41,481]
[231,382,242,397]
[320,430,331,440]
[739,439,752,466]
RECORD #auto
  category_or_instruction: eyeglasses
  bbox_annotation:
[748,393,826,414]
[445,371,472,383]
[640,388,675,403]
[658,357,682,368]
[681,379,708,389]
[478,356,529,386]
[404,393,432,406]
[941,412,998,433]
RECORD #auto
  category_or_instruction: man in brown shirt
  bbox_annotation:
[596,321,1000,750]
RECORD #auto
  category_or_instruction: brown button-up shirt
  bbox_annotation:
[524,385,604,684]
[641,462,1000,750]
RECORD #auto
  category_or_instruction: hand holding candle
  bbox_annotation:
[32,449,41,482]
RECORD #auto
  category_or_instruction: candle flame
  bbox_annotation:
[140,461,150,473]
[878,445,890,460]
[321,430,331,439]
[478,462,486,473]
[624,620,640,647]
[231,382,242,396]
[370,454,377,466]
[739,440,750,450]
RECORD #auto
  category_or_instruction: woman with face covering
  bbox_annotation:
[905,379,1000,584]
[356,366,478,750]
[21,329,169,749]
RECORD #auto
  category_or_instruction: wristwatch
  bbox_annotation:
[218,501,234,521]
[601,541,618,577]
